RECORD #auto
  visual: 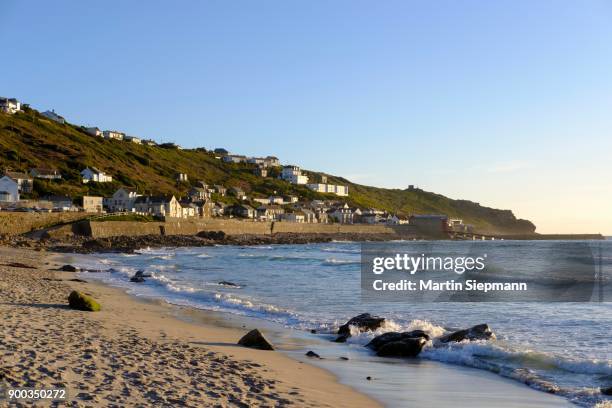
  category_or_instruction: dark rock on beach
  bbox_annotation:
[59,264,78,272]
[438,324,495,343]
[334,313,385,342]
[305,351,320,358]
[376,337,427,358]
[602,386,612,395]
[237,329,274,351]
[366,330,430,351]
[130,270,150,283]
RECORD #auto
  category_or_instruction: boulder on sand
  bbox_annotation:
[305,351,320,358]
[130,270,150,283]
[238,329,274,351]
[366,330,430,351]
[602,386,612,396]
[68,291,101,312]
[334,313,385,342]
[376,337,427,358]
[438,324,495,343]
[60,264,78,272]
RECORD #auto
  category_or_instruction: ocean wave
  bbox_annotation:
[322,247,360,254]
[322,258,361,266]
[196,253,212,258]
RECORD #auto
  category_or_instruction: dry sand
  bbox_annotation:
[0,247,379,407]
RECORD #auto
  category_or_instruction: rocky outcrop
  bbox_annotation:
[366,330,429,351]
[438,324,495,343]
[237,329,274,351]
[130,270,150,283]
[376,337,427,358]
[334,313,385,342]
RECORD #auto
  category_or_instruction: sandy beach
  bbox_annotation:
[0,247,379,407]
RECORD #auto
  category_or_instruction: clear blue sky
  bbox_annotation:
[2,1,611,234]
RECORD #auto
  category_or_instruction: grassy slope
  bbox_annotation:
[0,109,535,234]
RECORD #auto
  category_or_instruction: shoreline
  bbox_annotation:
[66,248,579,407]
[0,246,379,407]
[0,245,595,407]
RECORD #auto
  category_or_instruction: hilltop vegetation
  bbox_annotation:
[0,109,536,234]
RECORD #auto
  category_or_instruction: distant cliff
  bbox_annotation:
[0,108,536,235]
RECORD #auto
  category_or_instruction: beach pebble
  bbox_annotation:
[305,351,320,358]
[366,376,372,380]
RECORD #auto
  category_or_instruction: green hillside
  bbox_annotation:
[0,108,536,234]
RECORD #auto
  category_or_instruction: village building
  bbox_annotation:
[307,183,349,197]
[188,187,210,201]
[329,203,354,224]
[280,165,308,184]
[143,139,157,146]
[85,127,102,137]
[222,155,247,164]
[253,167,268,177]
[0,176,19,202]
[281,211,306,223]
[41,110,66,124]
[229,187,247,200]
[176,173,188,183]
[212,185,227,196]
[124,135,142,144]
[256,204,285,221]
[0,97,21,114]
[231,204,255,219]
[103,130,124,140]
[106,188,141,212]
[82,196,104,213]
[301,208,316,223]
[81,167,113,183]
[3,171,33,193]
[264,156,280,167]
[134,195,182,218]
[30,168,62,180]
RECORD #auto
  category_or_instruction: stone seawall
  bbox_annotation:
[87,219,418,239]
[0,212,89,235]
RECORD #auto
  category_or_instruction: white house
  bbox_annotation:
[134,195,182,218]
[329,203,354,224]
[0,176,19,202]
[41,110,65,124]
[307,183,349,197]
[0,97,21,114]
[222,155,247,164]
[107,188,141,211]
[143,139,157,146]
[81,167,113,183]
[124,135,142,144]
[103,130,124,140]
[85,127,102,137]
[280,166,308,185]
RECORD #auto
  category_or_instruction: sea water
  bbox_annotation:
[77,240,612,407]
